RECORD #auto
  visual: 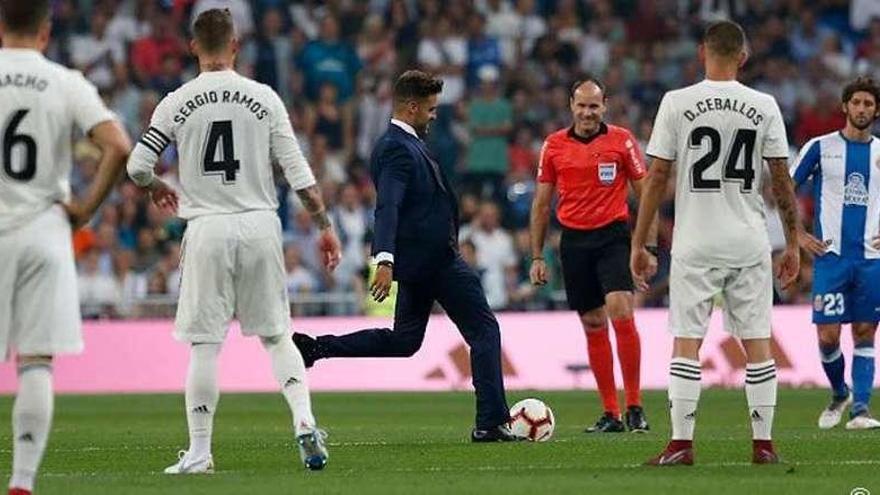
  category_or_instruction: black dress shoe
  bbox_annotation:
[471,424,525,443]
[292,332,320,368]
[625,405,650,433]
[584,412,625,433]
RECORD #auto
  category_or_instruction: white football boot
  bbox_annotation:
[164,450,215,474]
[845,411,880,430]
[818,392,852,429]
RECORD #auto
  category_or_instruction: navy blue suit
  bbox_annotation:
[315,123,510,429]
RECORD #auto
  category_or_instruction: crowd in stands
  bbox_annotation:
[50,0,880,318]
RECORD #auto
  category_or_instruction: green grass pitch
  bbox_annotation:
[0,389,878,494]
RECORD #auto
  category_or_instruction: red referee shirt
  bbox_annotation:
[537,123,646,230]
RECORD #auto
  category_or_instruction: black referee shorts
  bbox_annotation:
[559,221,634,314]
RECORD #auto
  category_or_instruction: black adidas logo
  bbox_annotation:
[191,405,210,414]
[17,432,34,443]
[284,377,301,388]
[751,410,763,421]
[684,411,696,420]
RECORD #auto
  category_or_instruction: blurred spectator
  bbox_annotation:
[297,16,363,102]
[417,15,467,106]
[357,13,397,78]
[106,0,154,47]
[461,202,517,309]
[357,78,393,161]
[78,249,117,319]
[851,1,880,32]
[112,249,148,317]
[795,88,847,146]
[305,82,355,165]
[790,9,834,63]
[464,65,512,200]
[130,11,186,87]
[242,8,294,103]
[150,55,184,97]
[332,183,371,289]
[70,9,126,92]
[465,14,502,88]
[285,244,318,295]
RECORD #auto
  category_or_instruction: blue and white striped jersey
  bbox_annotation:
[791,132,880,259]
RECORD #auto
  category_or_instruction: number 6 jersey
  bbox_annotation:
[0,48,115,233]
[127,69,316,219]
[646,79,790,267]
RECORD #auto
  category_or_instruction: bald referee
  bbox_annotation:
[530,78,658,433]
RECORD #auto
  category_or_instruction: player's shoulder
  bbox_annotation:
[733,82,779,104]
[659,82,704,102]
[230,72,280,99]
[808,131,840,147]
[543,128,571,146]
[605,123,636,141]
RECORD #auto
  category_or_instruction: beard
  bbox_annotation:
[415,122,430,138]
[848,114,875,131]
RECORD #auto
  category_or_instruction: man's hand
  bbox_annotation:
[799,231,827,257]
[630,246,657,292]
[318,227,342,271]
[872,235,880,250]
[370,264,393,302]
[529,259,548,285]
[775,244,800,291]
[148,179,179,214]
[60,200,92,230]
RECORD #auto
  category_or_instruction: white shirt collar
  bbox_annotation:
[390,119,419,139]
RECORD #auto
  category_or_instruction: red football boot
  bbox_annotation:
[645,440,694,466]
[752,439,780,464]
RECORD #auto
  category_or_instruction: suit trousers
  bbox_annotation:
[316,255,509,429]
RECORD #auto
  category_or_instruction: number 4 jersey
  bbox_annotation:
[647,79,790,267]
[0,48,115,233]
[127,70,316,219]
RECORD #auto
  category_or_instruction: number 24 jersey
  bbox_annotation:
[647,79,790,268]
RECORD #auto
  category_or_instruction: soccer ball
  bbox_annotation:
[508,398,555,442]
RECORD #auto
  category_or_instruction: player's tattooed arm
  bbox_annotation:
[295,184,332,230]
[767,157,801,246]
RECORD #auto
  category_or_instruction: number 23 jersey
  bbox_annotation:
[0,49,114,233]
[646,79,790,267]
[133,70,315,220]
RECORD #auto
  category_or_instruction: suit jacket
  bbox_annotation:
[370,124,459,282]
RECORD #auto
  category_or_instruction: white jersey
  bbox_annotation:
[127,70,315,219]
[647,79,790,267]
[0,48,115,233]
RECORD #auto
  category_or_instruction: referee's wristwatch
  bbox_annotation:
[644,245,659,256]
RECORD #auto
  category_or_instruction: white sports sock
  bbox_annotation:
[186,343,221,459]
[745,359,777,441]
[9,364,53,492]
[668,357,701,441]
[261,335,316,435]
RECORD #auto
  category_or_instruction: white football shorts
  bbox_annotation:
[0,205,83,360]
[668,255,773,340]
[174,210,290,343]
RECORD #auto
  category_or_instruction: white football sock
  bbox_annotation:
[261,335,316,435]
[186,343,221,459]
[745,360,777,441]
[10,364,53,492]
[668,357,701,441]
